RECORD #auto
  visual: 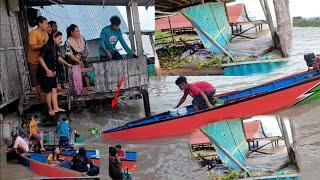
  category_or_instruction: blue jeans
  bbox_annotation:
[192,90,216,110]
[100,51,123,61]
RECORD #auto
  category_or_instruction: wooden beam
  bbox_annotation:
[126,5,136,52]
[167,0,184,6]
[131,0,143,56]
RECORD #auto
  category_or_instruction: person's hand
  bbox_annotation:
[46,70,54,77]
[78,61,84,68]
[207,104,214,109]
[67,63,72,68]
[106,50,112,60]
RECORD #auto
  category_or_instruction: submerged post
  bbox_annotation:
[141,88,151,117]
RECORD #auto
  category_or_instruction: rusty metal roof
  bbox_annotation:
[26,0,154,7]
[37,5,129,41]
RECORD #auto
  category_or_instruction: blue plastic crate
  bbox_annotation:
[86,150,97,158]
[30,153,48,163]
[125,151,137,161]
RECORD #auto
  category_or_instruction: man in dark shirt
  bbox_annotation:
[109,146,123,180]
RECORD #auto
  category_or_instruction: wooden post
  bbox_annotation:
[126,5,136,53]
[288,118,302,172]
[261,0,280,50]
[259,0,267,18]
[141,88,151,117]
[168,17,175,43]
[279,117,295,164]
[131,0,143,56]
[0,114,7,166]
[273,0,292,57]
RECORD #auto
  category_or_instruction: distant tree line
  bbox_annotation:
[293,17,320,27]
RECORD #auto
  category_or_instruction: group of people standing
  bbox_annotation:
[27,15,132,116]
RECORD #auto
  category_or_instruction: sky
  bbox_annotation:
[118,6,155,31]
[235,0,320,19]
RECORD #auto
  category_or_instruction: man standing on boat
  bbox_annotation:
[175,76,215,111]
[99,16,132,61]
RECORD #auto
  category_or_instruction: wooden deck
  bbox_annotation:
[19,57,150,115]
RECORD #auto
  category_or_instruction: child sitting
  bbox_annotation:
[47,146,60,164]
[115,144,126,160]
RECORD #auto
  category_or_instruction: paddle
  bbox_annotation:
[111,76,125,109]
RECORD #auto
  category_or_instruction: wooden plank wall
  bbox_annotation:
[93,57,148,92]
[0,0,31,108]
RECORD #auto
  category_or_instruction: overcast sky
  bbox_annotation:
[236,0,320,19]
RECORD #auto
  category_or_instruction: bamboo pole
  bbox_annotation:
[168,17,175,43]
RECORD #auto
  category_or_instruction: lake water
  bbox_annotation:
[2,27,320,180]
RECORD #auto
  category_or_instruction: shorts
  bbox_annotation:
[39,75,57,93]
[28,63,39,86]
[59,136,69,146]
[100,51,123,61]
[192,90,216,110]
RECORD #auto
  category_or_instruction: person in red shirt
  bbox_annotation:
[115,144,126,159]
[175,76,216,111]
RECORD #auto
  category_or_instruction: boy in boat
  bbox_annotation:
[109,146,123,180]
[47,146,60,164]
[56,117,71,147]
[175,76,215,111]
[115,144,126,159]
[7,133,29,155]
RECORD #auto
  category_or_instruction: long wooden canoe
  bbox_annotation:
[102,70,320,140]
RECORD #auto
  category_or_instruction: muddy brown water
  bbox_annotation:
[2,27,320,179]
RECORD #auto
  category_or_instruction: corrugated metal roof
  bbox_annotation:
[155,13,193,30]
[37,5,129,41]
[226,3,245,24]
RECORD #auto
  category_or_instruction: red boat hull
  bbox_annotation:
[102,79,320,140]
[22,155,82,177]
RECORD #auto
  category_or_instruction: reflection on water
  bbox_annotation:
[2,28,320,179]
